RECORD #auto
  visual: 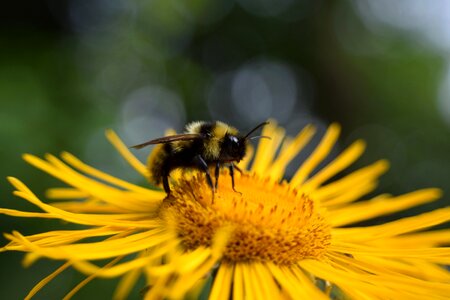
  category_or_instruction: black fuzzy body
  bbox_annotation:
[149,140,207,185]
[139,120,265,195]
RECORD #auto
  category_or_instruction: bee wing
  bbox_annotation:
[130,134,203,149]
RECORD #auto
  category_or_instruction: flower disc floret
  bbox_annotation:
[160,172,331,265]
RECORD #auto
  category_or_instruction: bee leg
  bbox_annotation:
[229,164,242,195]
[214,162,220,190]
[162,174,171,195]
[233,164,243,174]
[194,155,215,195]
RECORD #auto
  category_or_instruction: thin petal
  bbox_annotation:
[46,188,89,199]
[22,155,159,212]
[63,256,123,300]
[47,154,159,209]
[290,123,340,187]
[267,125,316,180]
[233,262,245,300]
[251,121,285,175]
[250,263,281,299]
[410,261,450,282]
[320,181,381,208]
[266,263,307,299]
[72,241,179,278]
[105,129,148,177]
[301,139,366,193]
[352,255,450,282]
[7,177,158,228]
[4,227,124,250]
[169,253,219,299]
[238,144,254,171]
[330,243,450,264]
[300,259,419,299]
[209,263,234,300]
[144,227,232,299]
[0,208,56,219]
[177,248,212,273]
[377,229,450,247]
[313,159,389,203]
[241,263,263,300]
[166,227,232,298]
[6,229,172,261]
[51,201,126,213]
[328,188,442,226]
[332,207,450,242]
[326,253,450,297]
[145,249,215,299]
[290,266,329,300]
[25,262,71,300]
[112,253,146,300]
[60,151,161,197]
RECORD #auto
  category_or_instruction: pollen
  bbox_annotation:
[159,171,332,265]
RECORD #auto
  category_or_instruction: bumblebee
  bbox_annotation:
[130,121,268,195]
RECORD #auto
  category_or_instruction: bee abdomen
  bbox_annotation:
[147,143,171,185]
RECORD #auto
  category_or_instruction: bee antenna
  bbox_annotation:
[244,121,269,139]
[249,135,271,140]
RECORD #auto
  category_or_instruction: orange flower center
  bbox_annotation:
[160,171,331,265]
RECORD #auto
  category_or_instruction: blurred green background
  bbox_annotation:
[1,0,449,299]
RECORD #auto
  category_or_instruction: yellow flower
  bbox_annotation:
[1,121,450,299]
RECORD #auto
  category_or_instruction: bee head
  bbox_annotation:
[219,121,269,162]
[220,134,247,162]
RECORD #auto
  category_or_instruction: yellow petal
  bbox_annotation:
[332,207,450,241]
[329,188,442,226]
[251,263,281,299]
[300,259,421,299]
[330,242,450,264]
[46,188,89,199]
[267,124,316,180]
[63,256,123,300]
[238,144,254,171]
[238,264,257,300]
[7,229,172,261]
[377,229,450,247]
[325,255,450,298]
[7,177,158,228]
[290,265,329,300]
[313,159,389,202]
[72,241,178,278]
[266,263,307,299]
[209,263,234,300]
[46,154,160,209]
[352,255,450,282]
[301,139,366,192]
[60,151,161,198]
[0,208,55,220]
[112,253,145,300]
[290,123,340,187]
[5,227,124,250]
[21,155,159,212]
[251,120,285,175]
[51,201,126,213]
[233,262,245,300]
[169,254,220,299]
[24,262,71,300]
[105,129,148,177]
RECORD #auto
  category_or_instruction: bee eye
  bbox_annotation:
[229,136,239,144]
[221,135,245,159]
[224,136,239,151]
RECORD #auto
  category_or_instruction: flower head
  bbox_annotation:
[1,121,450,299]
